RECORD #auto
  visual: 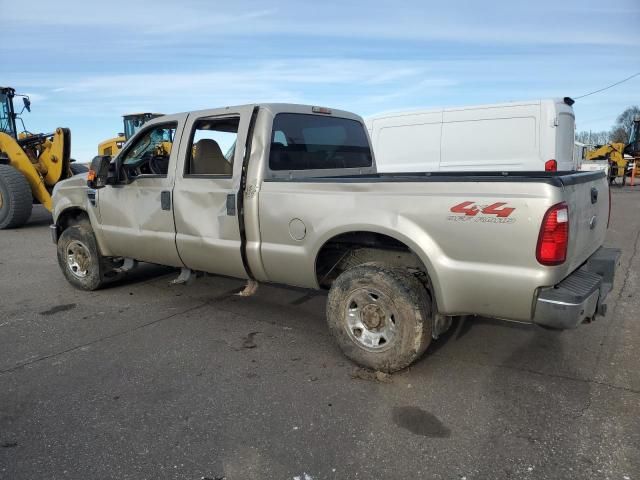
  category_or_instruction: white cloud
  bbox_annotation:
[8,59,453,117]
[4,0,639,46]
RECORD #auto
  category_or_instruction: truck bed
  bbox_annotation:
[257,169,609,321]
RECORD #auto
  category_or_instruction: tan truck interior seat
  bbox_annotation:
[191,139,232,175]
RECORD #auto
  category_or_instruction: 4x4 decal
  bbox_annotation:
[448,201,516,223]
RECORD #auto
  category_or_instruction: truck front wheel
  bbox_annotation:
[56,222,107,290]
[326,263,433,373]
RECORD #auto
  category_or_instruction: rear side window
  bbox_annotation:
[186,117,239,176]
[269,113,372,171]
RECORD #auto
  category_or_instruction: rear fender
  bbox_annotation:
[312,222,444,309]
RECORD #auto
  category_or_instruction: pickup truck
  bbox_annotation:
[51,103,620,373]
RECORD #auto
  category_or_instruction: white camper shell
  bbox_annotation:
[365,99,576,173]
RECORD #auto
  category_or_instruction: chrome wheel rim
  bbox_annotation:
[345,288,398,351]
[66,240,91,278]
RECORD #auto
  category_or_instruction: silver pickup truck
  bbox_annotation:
[51,103,619,372]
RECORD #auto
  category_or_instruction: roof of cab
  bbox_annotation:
[161,103,365,123]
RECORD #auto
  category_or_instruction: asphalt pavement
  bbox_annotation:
[1,189,639,480]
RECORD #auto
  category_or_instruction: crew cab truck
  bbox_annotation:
[51,103,619,372]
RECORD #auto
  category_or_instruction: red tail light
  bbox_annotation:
[536,202,569,265]
[545,159,557,172]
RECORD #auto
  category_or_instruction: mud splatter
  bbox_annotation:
[351,368,392,383]
[241,332,260,349]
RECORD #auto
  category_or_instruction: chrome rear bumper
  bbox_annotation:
[533,247,621,329]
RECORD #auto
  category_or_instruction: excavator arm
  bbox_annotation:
[585,143,625,163]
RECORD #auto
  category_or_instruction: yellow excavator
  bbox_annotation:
[0,86,85,229]
[98,112,163,156]
[585,116,640,186]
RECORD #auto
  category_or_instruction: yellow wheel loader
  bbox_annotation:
[586,143,628,185]
[585,117,640,186]
[0,86,84,229]
[98,112,163,156]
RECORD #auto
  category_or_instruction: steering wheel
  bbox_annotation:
[149,155,168,175]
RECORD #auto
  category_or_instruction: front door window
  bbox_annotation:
[120,123,176,177]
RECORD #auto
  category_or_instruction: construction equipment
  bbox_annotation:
[586,143,628,185]
[0,86,84,229]
[626,116,640,185]
[585,117,640,186]
[98,113,163,156]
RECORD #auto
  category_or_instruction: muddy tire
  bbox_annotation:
[56,222,107,290]
[327,262,433,373]
[0,164,33,229]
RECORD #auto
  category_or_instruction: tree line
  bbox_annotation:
[576,106,639,146]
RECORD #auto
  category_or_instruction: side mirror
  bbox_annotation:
[22,97,31,112]
[87,155,113,189]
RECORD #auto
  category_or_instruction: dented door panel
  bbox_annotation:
[95,113,187,266]
[97,179,183,266]
[172,107,254,278]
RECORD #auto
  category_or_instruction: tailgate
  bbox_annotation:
[562,171,609,272]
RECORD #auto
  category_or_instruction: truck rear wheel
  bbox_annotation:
[56,222,107,290]
[0,164,33,229]
[326,262,433,373]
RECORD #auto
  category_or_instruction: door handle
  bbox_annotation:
[161,191,171,210]
[87,189,97,207]
[226,194,236,216]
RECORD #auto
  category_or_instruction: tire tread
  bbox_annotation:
[327,262,433,372]
[0,164,33,229]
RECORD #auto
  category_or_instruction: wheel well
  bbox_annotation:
[57,208,89,233]
[315,231,430,289]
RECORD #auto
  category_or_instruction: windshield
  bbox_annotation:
[629,121,639,145]
[0,93,16,138]
[626,120,640,157]
[123,117,148,140]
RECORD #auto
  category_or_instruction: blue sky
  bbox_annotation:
[2,0,639,162]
